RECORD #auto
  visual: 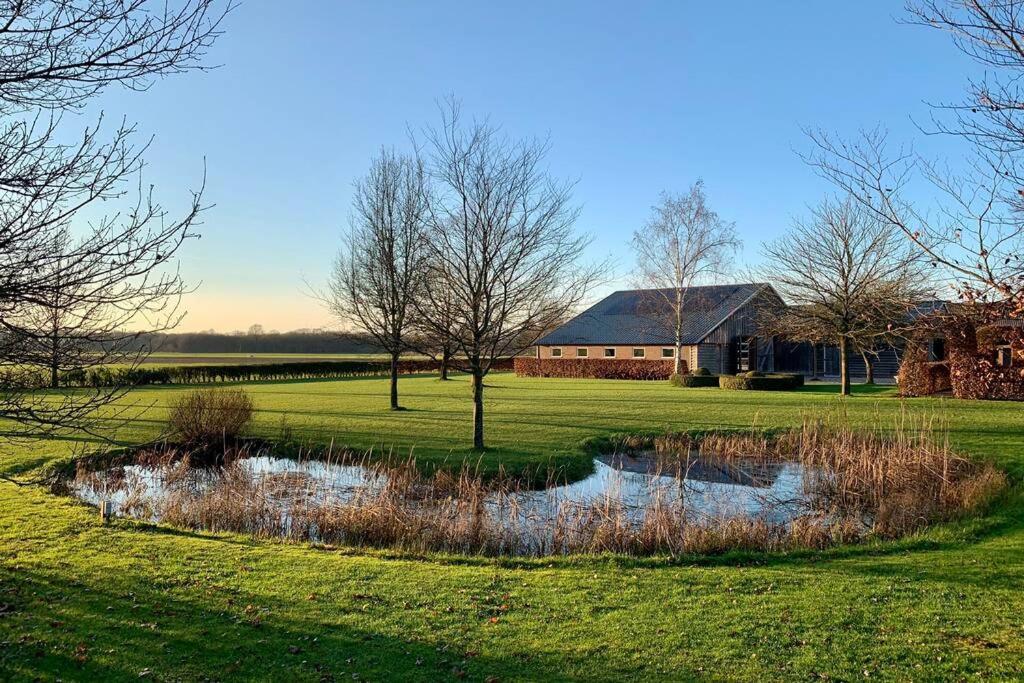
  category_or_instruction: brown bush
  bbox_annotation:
[514,357,681,380]
[897,341,952,397]
[168,389,255,447]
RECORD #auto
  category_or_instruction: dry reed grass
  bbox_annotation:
[69,416,1007,557]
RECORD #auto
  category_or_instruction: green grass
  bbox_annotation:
[3,374,1024,680]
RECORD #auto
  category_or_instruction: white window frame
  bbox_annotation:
[996,345,1013,368]
[551,347,562,358]
[632,348,645,359]
[661,347,675,358]
[576,347,589,358]
[604,348,616,358]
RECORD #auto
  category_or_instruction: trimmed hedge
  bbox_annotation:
[718,373,805,391]
[514,357,682,380]
[59,358,514,388]
[670,373,720,388]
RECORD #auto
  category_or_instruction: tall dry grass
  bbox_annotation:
[69,417,1007,557]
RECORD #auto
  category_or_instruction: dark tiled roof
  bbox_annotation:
[907,300,950,321]
[537,283,769,346]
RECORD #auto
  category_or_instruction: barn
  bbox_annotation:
[532,283,784,375]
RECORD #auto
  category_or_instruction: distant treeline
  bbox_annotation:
[138,331,384,355]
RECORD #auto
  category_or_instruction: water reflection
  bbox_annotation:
[72,452,811,532]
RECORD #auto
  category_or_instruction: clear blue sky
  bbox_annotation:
[88,1,975,332]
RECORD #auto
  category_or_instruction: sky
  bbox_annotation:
[83,1,978,332]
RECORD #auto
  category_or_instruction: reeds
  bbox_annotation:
[68,417,1007,557]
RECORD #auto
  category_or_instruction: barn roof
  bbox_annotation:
[536,283,771,346]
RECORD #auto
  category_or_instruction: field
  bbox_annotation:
[2,373,1024,680]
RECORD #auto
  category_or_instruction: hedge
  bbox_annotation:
[514,357,681,380]
[58,358,514,388]
[718,372,805,391]
[670,373,720,388]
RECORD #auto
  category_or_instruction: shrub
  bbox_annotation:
[514,357,682,380]
[694,367,711,376]
[168,389,255,447]
[672,373,720,388]
[745,370,764,378]
[719,373,804,391]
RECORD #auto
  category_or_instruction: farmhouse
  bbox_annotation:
[532,283,783,375]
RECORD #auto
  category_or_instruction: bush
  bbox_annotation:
[514,357,682,380]
[168,389,255,447]
[694,367,711,376]
[745,370,764,378]
[672,373,720,388]
[719,373,804,391]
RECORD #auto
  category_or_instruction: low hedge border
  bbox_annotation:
[718,372,804,391]
[670,373,720,388]
[58,358,515,388]
[514,357,681,380]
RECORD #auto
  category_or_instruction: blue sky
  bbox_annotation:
[87,1,975,332]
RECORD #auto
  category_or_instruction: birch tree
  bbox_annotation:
[631,182,739,374]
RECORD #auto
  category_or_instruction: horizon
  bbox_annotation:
[84,1,977,332]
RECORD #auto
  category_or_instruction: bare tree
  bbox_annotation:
[807,2,1024,324]
[417,102,603,450]
[410,267,460,380]
[0,0,229,449]
[14,227,184,391]
[760,196,932,395]
[631,182,740,374]
[325,149,428,410]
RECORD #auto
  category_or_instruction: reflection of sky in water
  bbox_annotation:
[497,457,808,527]
[73,454,812,530]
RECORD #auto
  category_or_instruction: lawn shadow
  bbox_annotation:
[0,558,678,682]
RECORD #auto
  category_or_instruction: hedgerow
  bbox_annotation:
[58,358,514,388]
[514,357,681,380]
[718,373,804,391]
[670,372,720,388]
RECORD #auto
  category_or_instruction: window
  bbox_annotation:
[576,348,588,358]
[996,345,1013,368]
[632,348,645,358]
[551,347,562,358]
[604,348,616,358]
[930,339,946,362]
[661,348,674,358]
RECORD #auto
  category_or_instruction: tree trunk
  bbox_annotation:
[861,351,874,385]
[471,368,485,450]
[389,351,400,410]
[810,343,819,380]
[674,343,682,374]
[839,338,850,396]
[49,332,59,389]
[439,348,450,381]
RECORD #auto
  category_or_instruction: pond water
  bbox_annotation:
[71,452,813,535]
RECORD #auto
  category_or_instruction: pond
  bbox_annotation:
[69,451,820,555]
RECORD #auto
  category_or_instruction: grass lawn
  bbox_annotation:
[2,374,1024,680]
